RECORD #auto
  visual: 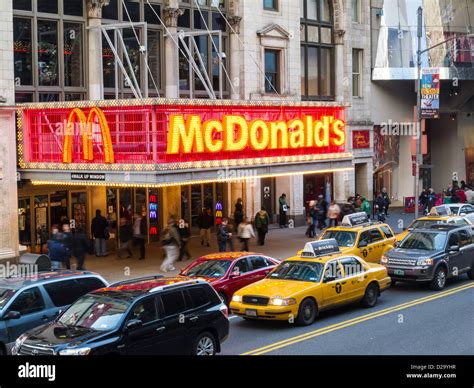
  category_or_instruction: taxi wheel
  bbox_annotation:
[430,267,447,291]
[361,283,378,308]
[296,299,317,326]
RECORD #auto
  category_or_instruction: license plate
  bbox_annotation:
[394,269,405,276]
[245,309,257,317]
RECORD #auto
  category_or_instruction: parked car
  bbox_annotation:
[445,203,474,224]
[0,271,108,354]
[12,276,229,356]
[179,252,280,305]
[381,224,474,290]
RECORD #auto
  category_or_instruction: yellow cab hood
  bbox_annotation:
[237,278,316,298]
[396,229,409,242]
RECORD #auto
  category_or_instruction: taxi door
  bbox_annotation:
[339,257,367,302]
[321,260,346,308]
[357,229,384,263]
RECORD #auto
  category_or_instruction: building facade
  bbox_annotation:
[5,0,374,255]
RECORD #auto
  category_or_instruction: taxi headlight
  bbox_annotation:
[231,295,242,303]
[59,347,91,356]
[269,297,296,306]
[380,256,389,265]
[417,258,434,266]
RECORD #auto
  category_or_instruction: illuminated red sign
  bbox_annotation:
[352,130,370,149]
[18,100,347,169]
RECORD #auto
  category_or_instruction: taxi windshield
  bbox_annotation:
[399,232,447,251]
[321,230,357,247]
[268,261,323,283]
[58,294,131,332]
[182,260,232,278]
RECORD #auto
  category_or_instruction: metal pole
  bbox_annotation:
[414,6,423,219]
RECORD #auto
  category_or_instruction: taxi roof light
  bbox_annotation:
[429,205,452,217]
[300,239,340,258]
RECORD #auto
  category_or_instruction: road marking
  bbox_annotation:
[242,283,474,355]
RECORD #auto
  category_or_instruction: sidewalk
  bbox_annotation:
[83,207,414,283]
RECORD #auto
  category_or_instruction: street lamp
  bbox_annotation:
[414,6,473,218]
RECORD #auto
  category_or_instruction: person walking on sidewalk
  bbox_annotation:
[361,196,372,219]
[117,217,133,259]
[327,201,340,228]
[381,187,391,216]
[73,227,90,270]
[178,219,191,261]
[133,212,147,260]
[160,217,181,272]
[197,208,213,247]
[279,193,289,228]
[47,225,68,270]
[91,209,108,257]
[254,207,269,246]
[217,218,232,252]
[233,198,244,228]
[238,217,255,252]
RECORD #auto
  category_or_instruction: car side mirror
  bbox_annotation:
[358,241,368,248]
[449,245,460,253]
[3,310,21,320]
[324,275,336,283]
[125,319,143,332]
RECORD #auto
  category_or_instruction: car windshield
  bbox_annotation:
[182,260,232,278]
[410,219,447,229]
[321,230,357,247]
[0,287,17,309]
[58,294,131,332]
[268,261,323,283]
[399,232,447,251]
[448,207,459,214]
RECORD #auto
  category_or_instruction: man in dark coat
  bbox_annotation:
[91,209,108,257]
[73,227,90,270]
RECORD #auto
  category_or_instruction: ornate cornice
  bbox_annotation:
[163,7,184,28]
[228,15,242,34]
[86,0,110,19]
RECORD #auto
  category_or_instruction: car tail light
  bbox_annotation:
[219,303,229,319]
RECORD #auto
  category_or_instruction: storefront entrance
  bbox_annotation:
[303,173,333,210]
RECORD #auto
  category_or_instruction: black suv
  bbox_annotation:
[13,276,229,355]
[381,224,474,290]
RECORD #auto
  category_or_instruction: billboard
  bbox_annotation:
[420,68,440,119]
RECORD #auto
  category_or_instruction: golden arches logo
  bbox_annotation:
[63,107,115,163]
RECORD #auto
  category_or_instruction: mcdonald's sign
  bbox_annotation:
[63,107,115,164]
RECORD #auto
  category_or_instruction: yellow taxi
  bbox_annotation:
[230,239,391,326]
[312,212,396,263]
[396,205,471,242]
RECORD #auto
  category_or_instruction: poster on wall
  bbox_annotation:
[420,68,440,119]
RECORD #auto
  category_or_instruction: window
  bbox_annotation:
[300,0,334,99]
[9,287,45,315]
[14,0,32,11]
[352,49,363,97]
[457,230,471,247]
[352,0,361,23]
[37,0,58,14]
[448,233,460,248]
[13,18,33,86]
[249,256,271,270]
[358,231,371,246]
[130,297,158,324]
[64,23,83,87]
[323,261,343,281]
[263,0,278,11]
[264,49,280,93]
[43,278,105,307]
[340,257,364,277]
[187,287,209,308]
[160,291,187,316]
[369,228,384,242]
[380,226,394,238]
[233,258,250,274]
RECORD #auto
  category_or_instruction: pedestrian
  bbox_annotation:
[309,202,318,236]
[361,196,372,219]
[61,223,73,270]
[466,187,474,204]
[427,188,437,212]
[226,220,235,251]
[160,217,181,272]
[197,208,213,247]
[456,187,467,203]
[117,217,133,259]
[178,219,191,261]
[375,192,386,221]
[254,207,269,246]
[73,227,90,270]
[217,217,232,252]
[279,193,289,228]
[327,200,341,227]
[47,225,68,270]
[419,188,429,214]
[381,187,391,216]
[233,198,244,228]
[91,209,108,257]
[237,217,255,252]
[133,212,147,260]
[317,195,328,230]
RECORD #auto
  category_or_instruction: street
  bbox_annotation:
[223,279,474,355]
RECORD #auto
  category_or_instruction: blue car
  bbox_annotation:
[0,271,108,354]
